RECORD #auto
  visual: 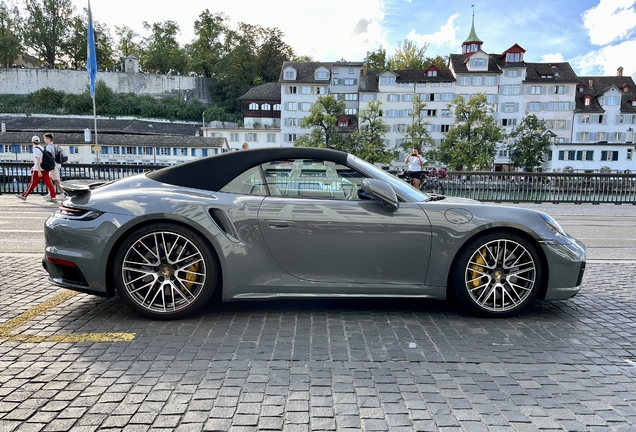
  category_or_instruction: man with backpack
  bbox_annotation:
[44,133,67,200]
[16,135,57,202]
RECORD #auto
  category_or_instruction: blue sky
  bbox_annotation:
[78,0,636,79]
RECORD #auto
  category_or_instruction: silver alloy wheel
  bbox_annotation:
[464,239,536,312]
[121,231,206,314]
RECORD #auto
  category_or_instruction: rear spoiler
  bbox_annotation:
[61,179,109,197]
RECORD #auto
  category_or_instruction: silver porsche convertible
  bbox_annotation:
[43,148,586,319]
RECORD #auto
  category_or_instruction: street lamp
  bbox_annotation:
[202,111,206,129]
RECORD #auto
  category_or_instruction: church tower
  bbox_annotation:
[462,6,483,56]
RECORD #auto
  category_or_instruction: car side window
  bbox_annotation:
[260,159,365,200]
[219,165,267,196]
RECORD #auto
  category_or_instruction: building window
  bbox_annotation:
[312,87,327,95]
[388,94,399,102]
[506,52,521,62]
[443,82,452,87]
[581,115,590,124]
[339,119,348,127]
[287,134,297,142]
[501,118,517,126]
[287,86,297,94]
[246,133,257,141]
[424,109,437,117]
[601,150,619,161]
[286,118,297,126]
[344,93,358,101]
[249,103,259,110]
[613,132,623,141]
[628,149,633,161]
[362,94,376,102]
[349,68,354,74]
[553,85,566,94]
[506,69,519,78]
[160,148,169,155]
[284,71,294,79]
[344,78,356,85]
[441,109,451,117]
[230,133,239,142]
[485,76,496,86]
[261,103,271,110]
[597,132,606,141]
[558,150,575,160]
[457,76,470,86]
[472,58,485,67]
[576,150,594,161]
[502,102,518,113]
[333,69,338,74]
[287,102,297,111]
[301,86,311,94]
[345,108,357,115]
[472,76,483,86]
[501,85,521,95]
[427,70,438,76]
[580,132,589,141]
[605,96,619,105]
[316,71,328,79]
[429,82,440,87]
[267,133,276,143]
[584,96,592,106]
[530,86,541,95]
[440,125,450,133]
[301,102,311,111]
[380,76,396,85]
[396,124,407,132]
[402,94,413,102]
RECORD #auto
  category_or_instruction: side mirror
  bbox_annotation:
[361,179,399,211]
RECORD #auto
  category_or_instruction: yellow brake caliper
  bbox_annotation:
[183,262,200,290]
[469,248,487,287]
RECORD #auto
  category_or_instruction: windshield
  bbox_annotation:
[347,155,430,202]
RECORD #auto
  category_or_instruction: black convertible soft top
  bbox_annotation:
[146,147,350,192]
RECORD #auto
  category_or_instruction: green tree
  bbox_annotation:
[431,94,505,170]
[64,12,115,69]
[401,94,433,153]
[0,0,21,68]
[114,25,142,64]
[294,94,346,150]
[507,113,552,171]
[388,39,428,70]
[257,27,294,82]
[185,10,228,78]
[364,46,388,70]
[349,99,395,163]
[140,20,188,74]
[22,0,75,68]
[423,55,448,70]
[291,54,312,62]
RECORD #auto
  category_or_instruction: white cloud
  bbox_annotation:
[404,14,460,53]
[582,0,636,45]
[541,53,565,63]
[574,39,636,79]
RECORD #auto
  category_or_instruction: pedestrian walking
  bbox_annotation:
[43,133,67,200]
[16,136,57,202]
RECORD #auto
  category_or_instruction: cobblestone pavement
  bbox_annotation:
[1,255,635,432]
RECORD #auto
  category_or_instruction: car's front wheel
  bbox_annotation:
[113,223,218,319]
[451,232,542,317]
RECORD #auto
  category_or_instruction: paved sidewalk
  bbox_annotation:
[1,194,636,431]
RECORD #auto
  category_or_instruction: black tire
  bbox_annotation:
[113,223,218,319]
[450,232,542,317]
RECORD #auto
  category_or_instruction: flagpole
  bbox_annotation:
[87,0,99,164]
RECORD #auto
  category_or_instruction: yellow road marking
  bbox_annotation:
[0,290,135,343]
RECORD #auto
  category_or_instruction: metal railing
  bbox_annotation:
[3,162,636,204]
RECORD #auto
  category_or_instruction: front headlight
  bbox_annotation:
[538,212,566,237]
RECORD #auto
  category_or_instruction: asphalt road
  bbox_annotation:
[2,194,636,262]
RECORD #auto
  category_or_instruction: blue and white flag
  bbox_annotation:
[87,0,97,98]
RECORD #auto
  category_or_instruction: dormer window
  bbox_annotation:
[427,70,437,77]
[283,69,296,80]
[632,100,636,107]
[622,84,631,93]
[578,85,585,93]
[506,52,521,62]
[584,95,592,106]
[472,58,485,67]
[316,71,328,80]
[541,74,553,79]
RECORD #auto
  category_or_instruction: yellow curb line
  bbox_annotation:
[0,290,135,343]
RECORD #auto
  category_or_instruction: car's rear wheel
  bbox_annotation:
[113,223,218,319]
[451,232,542,317]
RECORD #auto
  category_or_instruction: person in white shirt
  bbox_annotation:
[43,133,66,200]
[16,135,57,202]
[404,147,427,189]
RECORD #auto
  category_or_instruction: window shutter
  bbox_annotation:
[514,103,519,112]
[616,115,621,123]
[576,151,582,160]
[558,150,564,160]
[566,120,571,129]
[590,132,597,141]
[392,125,397,132]
[613,151,619,161]
[526,102,530,111]
[576,132,581,141]
[587,151,593,161]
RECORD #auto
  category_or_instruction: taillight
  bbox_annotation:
[56,205,102,221]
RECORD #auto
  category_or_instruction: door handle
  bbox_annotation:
[267,220,296,229]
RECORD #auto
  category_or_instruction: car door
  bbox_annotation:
[257,158,432,285]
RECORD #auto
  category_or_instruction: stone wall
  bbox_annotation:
[0,68,211,103]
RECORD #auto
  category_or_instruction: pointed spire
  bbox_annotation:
[464,5,482,43]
